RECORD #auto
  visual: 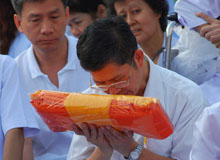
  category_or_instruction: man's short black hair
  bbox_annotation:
[11,0,68,15]
[77,16,138,72]
[68,0,105,14]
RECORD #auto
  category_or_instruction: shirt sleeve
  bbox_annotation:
[174,0,220,29]
[190,103,220,160]
[0,56,39,137]
[67,134,96,160]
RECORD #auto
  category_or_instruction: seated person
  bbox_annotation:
[11,0,90,159]
[0,55,39,159]
[67,16,206,160]
[105,0,178,65]
[171,0,220,84]
[175,0,220,103]
[199,14,220,105]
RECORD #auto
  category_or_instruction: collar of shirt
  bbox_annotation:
[143,55,165,105]
[27,35,77,79]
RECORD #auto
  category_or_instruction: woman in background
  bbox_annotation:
[105,0,173,65]
[68,0,107,38]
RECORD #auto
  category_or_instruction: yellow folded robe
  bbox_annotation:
[31,90,173,139]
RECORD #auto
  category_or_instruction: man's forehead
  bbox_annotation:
[21,0,63,17]
[90,63,129,81]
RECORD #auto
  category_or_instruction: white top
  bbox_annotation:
[174,0,220,29]
[67,56,206,160]
[157,30,219,85]
[190,102,220,160]
[171,26,220,85]
[15,35,90,160]
[0,55,39,159]
[7,32,31,58]
[200,72,220,105]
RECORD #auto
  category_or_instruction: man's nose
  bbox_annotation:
[126,14,135,26]
[107,87,121,95]
[41,19,53,35]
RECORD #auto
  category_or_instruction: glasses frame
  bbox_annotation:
[89,60,134,91]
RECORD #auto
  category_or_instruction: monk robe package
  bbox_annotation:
[31,90,173,139]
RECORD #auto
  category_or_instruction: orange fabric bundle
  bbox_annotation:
[31,90,173,139]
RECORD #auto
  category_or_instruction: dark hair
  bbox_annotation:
[0,0,17,55]
[68,0,105,18]
[77,16,137,72]
[105,0,168,32]
[11,0,68,15]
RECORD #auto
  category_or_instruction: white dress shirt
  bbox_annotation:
[15,35,90,160]
[0,55,39,159]
[170,26,220,85]
[67,56,206,160]
[200,71,220,105]
[175,0,220,29]
[190,102,220,160]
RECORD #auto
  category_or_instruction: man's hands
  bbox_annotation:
[102,126,138,157]
[72,123,112,153]
[72,123,138,157]
[196,12,220,48]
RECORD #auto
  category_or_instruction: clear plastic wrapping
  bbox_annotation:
[31,90,173,139]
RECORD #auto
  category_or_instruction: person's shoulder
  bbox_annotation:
[15,45,33,63]
[0,54,16,68]
[205,102,220,116]
[157,65,203,97]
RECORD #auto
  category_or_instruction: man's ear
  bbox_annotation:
[14,14,23,32]
[96,4,107,19]
[65,6,70,23]
[134,49,144,67]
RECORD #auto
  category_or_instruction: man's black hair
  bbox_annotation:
[77,16,138,72]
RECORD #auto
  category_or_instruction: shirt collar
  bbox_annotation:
[62,35,77,71]
[143,54,164,100]
[27,46,44,79]
[27,35,77,79]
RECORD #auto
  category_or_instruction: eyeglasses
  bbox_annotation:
[89,60,133,92]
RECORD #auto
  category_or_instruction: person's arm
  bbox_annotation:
[72,123,113,160]
[22,138,34,160]
[195,12,220,48]
[3,128,24,160]
[174,0,220,29]
[72,123,175,160]
[87,147,112,160]
[101,126,174,160]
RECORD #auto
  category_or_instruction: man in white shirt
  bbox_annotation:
[67,16,206,160]
[11,0,90,159]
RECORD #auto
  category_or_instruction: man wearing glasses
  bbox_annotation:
[67,16,206,160]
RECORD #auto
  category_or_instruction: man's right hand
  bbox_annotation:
[72,123,113,153]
